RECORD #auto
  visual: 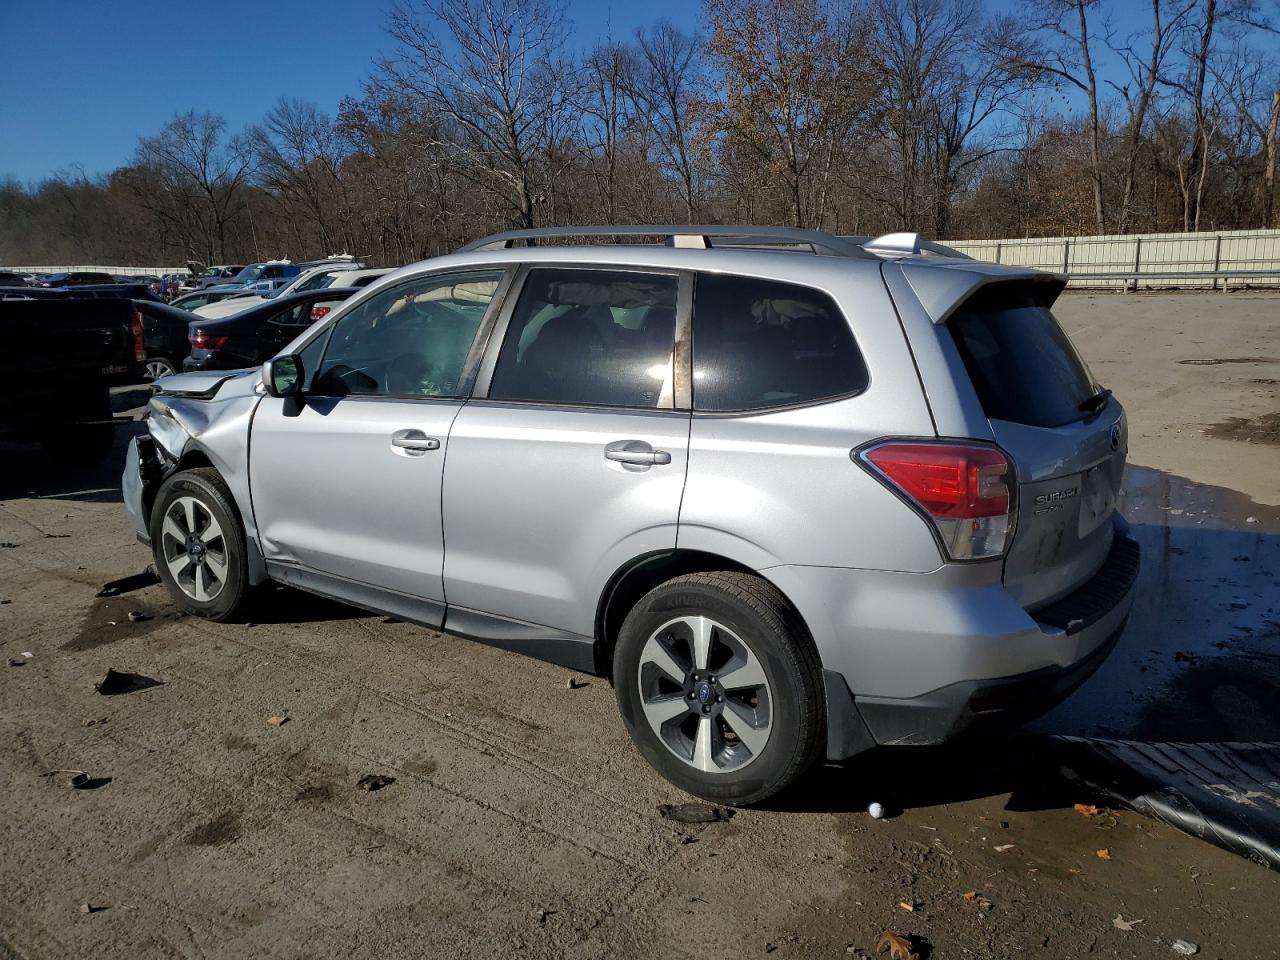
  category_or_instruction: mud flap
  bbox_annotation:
[1052,736,1280,870]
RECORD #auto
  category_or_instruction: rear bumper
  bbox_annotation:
[821,526,1140,755]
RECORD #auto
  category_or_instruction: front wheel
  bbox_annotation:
[150,467,248,621]
[613,572,825,805]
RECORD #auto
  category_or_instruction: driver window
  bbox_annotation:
[312,270,503,398]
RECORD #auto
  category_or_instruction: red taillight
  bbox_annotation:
[861,441,1014,560]
[310,305,332,321]
[130,306,145,364]
[189,331,228,350]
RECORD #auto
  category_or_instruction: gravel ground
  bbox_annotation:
[1,293,1278,959]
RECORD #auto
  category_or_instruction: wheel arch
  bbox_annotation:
[151,447,267,585]
[594,549,816,679]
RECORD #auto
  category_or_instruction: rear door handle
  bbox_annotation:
[391,429,441,456]
[604,440,672,466]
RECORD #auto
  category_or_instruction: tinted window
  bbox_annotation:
[691,273,867,411]
[489,269,678,409]
[948,289,1095,428]
[313,270,502,398]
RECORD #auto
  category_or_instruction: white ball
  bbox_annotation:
[867,802,884,819]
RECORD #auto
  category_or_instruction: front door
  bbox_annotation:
[249,269,507,619]
[442,266,690,640]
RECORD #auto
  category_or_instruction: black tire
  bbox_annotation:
[149,467,248,621]
[613,572,825,805]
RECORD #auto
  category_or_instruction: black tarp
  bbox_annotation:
[1052,737,1280,870]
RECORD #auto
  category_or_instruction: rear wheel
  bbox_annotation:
[144,355,178,381]
[614,572,825,805]
[150,468,248,621]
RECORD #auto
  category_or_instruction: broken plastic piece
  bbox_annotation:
[657,802,733,824]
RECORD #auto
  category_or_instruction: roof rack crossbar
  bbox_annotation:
[458,225,879,260]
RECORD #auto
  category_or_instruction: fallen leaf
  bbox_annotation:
[266,715,289,727]
[993,843,1015,852]
[1112,914,1144,932]
[875,930,915,960]
[962,891,993,911]
[896,901,914,912]
[356,774,395,792]
[1095,848,1112,861]
[1074,803,1100,816]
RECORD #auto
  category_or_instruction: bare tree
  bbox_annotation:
[1108,0,1195,232]
[249,98,354,254]
[1013,0,1109,233]
[626,20,711,221]
[377,0,571,229]
[708,0,875,228]
[135,111,253,262]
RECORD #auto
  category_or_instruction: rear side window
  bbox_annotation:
[489,268,678,409]
[948,288,1096,428]
[692,273,867,412]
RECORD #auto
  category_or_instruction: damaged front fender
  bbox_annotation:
[122,370,269,583]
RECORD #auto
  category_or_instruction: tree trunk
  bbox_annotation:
[1186,0,1217,231]
[1265,89,1279,228]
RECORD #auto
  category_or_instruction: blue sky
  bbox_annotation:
[0,0,1149,185]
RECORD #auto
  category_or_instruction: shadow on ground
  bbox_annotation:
[778,466,1280,865]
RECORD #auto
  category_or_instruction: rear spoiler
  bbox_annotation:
[898,263,1067,324]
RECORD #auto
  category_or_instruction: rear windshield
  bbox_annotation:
[948,288,1096,428]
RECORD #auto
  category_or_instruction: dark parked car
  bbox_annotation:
[136,300,201,380]
[184,289,355,371]
[7,284,192,380]
[39,271,117,287]
[0,296,145,463]
[0,271,29,286]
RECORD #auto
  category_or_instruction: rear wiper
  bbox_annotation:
[1078,387,1112,414]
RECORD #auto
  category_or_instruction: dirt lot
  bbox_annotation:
[2,293,1278,959]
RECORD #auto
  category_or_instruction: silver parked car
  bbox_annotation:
[123,226,1138,804]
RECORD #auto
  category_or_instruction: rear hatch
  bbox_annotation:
[947,285,1126,610]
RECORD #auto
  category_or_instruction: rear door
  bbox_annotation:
[946,286,1126,609]
[442,266,689,640]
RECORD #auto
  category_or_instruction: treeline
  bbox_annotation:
[2,0,1277,268]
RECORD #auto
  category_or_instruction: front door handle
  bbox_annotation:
[604,440,672,467]
[391,429,441,456]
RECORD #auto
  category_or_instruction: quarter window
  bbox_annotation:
[312,270,503,398]
[488,268,679,409]
[691,273,868,412]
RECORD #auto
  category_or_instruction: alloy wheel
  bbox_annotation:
[145,358,176,381]
[160,496,228,602]
[637,615,773,773]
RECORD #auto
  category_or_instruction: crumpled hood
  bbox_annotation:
[154,368,259,399]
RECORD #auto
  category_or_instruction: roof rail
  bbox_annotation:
[458,225,879,260]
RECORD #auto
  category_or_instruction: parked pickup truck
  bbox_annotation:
[0,295,146,463]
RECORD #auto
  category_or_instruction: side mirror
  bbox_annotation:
[263,354,303,398]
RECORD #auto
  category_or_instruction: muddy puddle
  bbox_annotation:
[1206,411,1280,445]
[1031,464,1280,742]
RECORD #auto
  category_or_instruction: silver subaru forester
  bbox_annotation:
[123,226,1138,804]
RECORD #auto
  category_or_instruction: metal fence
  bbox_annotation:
[948,228,1280,289]
[9,229,1280,289]
[2,265,188,277]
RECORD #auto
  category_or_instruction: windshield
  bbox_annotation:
[229,264,267,285]
[294,270,341,293]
